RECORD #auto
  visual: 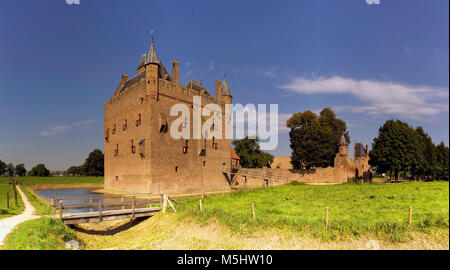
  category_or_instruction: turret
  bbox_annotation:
[338,133,348,156]
[138,37,160,102]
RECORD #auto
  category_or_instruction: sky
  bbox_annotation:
[0,0,448,171]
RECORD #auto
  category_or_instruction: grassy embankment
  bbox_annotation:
[174,182,449,242]
[1,217,77,250]
[0,185,24,219]
[77,181,449,250]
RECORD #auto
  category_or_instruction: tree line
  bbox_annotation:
[369,120,449,181]
[0,149,104,177]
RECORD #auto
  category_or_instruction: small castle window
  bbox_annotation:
[115,176,118,181]
[114,144,119,157]
[183,140,188,154]
[136,114,142,126]
[123,119,127,131]
[140,97,144,104]
[175,166,178,173]
[131,140,135,154]
[112,124,116,134]
[203,161,207,167]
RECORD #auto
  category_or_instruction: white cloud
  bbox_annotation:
[279,76,449,120]
[209,61,215,70]
[261,66,280,79]
[38,120,98,136]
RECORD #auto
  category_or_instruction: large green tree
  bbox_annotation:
[287,108,348,170]
[370,120,422,180]
[83,149,104,176]
[14,164,27,177]
[232,137,274,168]
[28,164,50,177]
[414,127,436,180]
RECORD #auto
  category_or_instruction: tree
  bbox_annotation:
[369,120,421,180]
[14,164,27,177]
[413,127,436,180]
[28,164,50,177]
[6,163,14,177]
[83,149,104,176]
[0,160,7,176]
[67,165,84,176]
[286,108,348,170]
[232,137,274,168]
[435,142,449,181]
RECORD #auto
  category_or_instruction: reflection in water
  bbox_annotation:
[36,189,101,213]
[36,189,150,213]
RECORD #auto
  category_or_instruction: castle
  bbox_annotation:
[104,36,371,194]
[104,37,235,194]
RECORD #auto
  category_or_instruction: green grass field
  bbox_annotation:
[175,182,449,242]
[1,217,78,250]
[0,176,104,186]
[0,185,24,219]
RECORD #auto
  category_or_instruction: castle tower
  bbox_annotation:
[338,133,348,156]
[136,36,160,102]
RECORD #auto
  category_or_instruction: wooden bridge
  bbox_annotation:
[50,193,175,224]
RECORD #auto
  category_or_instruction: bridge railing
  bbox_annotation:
[50,193,165,217]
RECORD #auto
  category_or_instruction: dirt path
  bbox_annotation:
[0,186,39,246]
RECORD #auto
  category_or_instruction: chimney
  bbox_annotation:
[172,60,179,85]
[215,80,222,104]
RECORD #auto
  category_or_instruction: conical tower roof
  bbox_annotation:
[146,39,159,65]
[221,78,232,96]
[338,133,348,146]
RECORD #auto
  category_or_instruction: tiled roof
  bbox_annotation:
[355,143,367,157]
[186,79,211,96]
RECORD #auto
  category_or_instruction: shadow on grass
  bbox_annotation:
[71,217,149,236]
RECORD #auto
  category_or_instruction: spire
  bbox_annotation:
[338,133,348,146]
[221,77,232,96]
[146,38,159,65]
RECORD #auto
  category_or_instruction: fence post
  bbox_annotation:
[199,199,203,212]
[59,200,63,219]
[51,198,55,215]
[325,207,329,228]
[162,194,168,213]
[132,196,136,219]
[409,206,412,225]
[99,199,103,222]
[89,197,93,212]
[148,193,152,208]
[12,181,17,207]
[6,191,9,209]
[121,195,125,210]
[252,203,256,219]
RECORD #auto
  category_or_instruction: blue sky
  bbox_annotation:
[0,0,448,170]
